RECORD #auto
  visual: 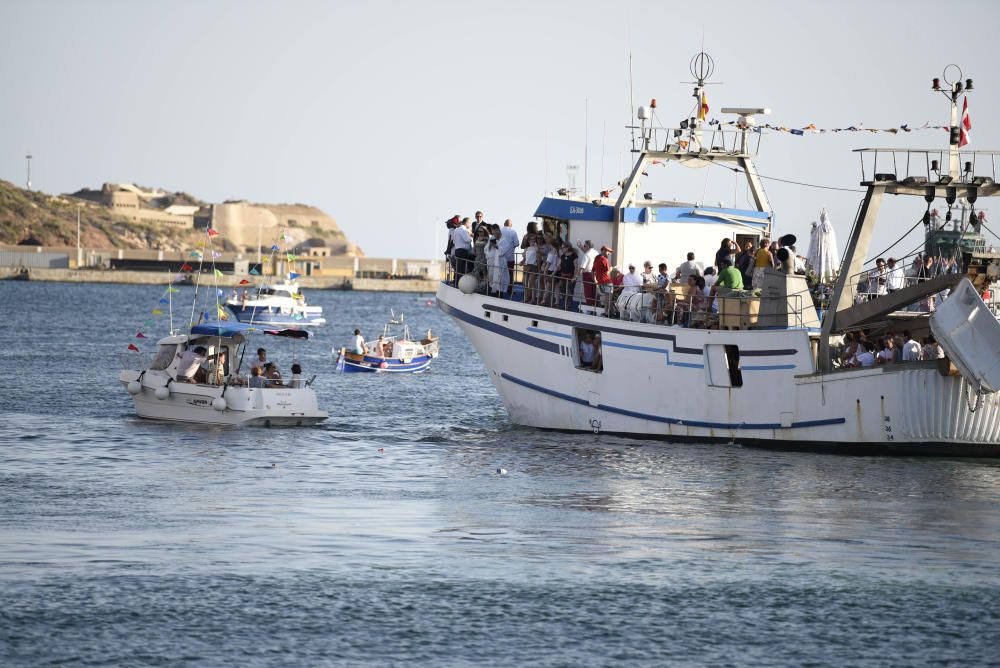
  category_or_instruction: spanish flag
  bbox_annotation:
[698,91,709,121]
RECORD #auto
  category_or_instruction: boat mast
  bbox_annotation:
[818,65,989,372]
[611,52,773,256]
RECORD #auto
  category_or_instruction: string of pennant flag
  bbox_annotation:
[708,118,955,135]
[125,227,304,354]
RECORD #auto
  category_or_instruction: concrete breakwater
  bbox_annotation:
[7,267,439,293]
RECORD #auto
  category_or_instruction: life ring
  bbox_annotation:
[379,361,389,369]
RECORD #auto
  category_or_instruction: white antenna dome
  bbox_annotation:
[637,106,649,120]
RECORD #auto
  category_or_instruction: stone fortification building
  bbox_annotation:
[210,201,362,257]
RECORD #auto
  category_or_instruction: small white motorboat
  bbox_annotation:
[119,322,328,426]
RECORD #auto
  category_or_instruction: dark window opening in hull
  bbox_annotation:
[573,327,603,373]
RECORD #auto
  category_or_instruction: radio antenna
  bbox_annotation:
[628,50,636,147]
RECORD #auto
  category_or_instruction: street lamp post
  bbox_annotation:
[25,153,32,190]
[77,204,82,268]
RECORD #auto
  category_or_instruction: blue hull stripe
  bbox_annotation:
[477,299,797,358]
[499,372,845,431]
[439,300,560,354]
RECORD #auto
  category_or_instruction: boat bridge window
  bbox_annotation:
[149,344,178,370]
[574,327,603,373]
[704,344,743,388]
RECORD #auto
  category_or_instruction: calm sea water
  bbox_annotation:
[1,281,999,666]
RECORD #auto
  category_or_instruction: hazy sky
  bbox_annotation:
[2,0,998,261]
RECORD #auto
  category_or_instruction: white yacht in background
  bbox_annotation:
[436,56,1000,455]
[226,279,326,327]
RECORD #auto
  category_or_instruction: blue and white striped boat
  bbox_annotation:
[334,313,439,374]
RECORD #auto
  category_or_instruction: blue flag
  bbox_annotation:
[289,272,300,279]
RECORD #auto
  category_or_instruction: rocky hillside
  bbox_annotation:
[0,179,359,255]
[0,179,200,250]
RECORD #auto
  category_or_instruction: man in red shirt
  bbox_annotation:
[593,245,613,312]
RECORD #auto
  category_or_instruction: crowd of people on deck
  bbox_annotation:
[855,253,965,311]
[838,330,944,368]
[444,212,815,325]
[175,345,304,388]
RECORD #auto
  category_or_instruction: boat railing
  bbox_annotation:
[626,124,760,157]
[845,252,973,313]
[855,148,1000,185]
[445,251,814,330]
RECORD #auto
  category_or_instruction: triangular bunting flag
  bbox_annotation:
[128,343,140,352]
[159,298,169,304]
[136,332,147,338]
[214,269,223,278]
[270,244,280,252]
[287,253,297,262]
[167,287,180,293]
[239,279,250,285]
[180,264,193,271]
[250,268,260,276]
[207,228,220,237]
[152,309,163,315]
[289,272,300,279]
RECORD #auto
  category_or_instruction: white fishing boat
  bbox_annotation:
[226,278,326,327]
[436,56,1000,455]
[119,321,328,427]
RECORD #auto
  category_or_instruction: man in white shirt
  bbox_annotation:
[177,346,207,381]
[674,252,704,281]
[450,217,473,278]
[577,240,599,306]
[250,347,269,373]
[499,221,519,293]
[885,257,905,293]
[621,264,642,294]
[901,330,922,361]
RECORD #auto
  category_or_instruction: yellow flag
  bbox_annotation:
[152,309,163,315]
[698,91,709,121]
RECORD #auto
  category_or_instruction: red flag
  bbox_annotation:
[960,97,971,147]
[128,343,140,352]
[136,332,147,338]
[180,263,193,271]
[207,228,220,237]
[239,279,250,285]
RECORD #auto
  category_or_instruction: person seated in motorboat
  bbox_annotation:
[251,347,269,373]
[249,366,266,388]
[176,346,207,382]
[202,350,228,385]
[289,363,304,389]
[263,362,284,386]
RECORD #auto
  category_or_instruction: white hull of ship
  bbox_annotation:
[437,283,1000,455]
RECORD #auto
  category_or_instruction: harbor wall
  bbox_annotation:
[8,267,439,293]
